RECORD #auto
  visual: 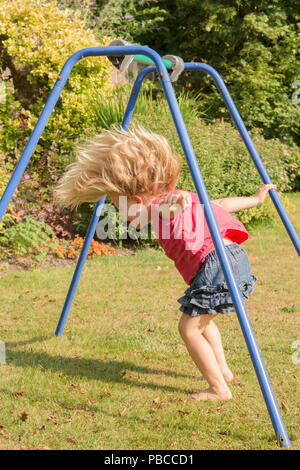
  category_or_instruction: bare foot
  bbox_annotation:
[189,387,232,401]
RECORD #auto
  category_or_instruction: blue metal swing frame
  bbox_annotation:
[1,46,299,449]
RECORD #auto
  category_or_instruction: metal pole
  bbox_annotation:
[55,103,133,337]
[55,196,106,336]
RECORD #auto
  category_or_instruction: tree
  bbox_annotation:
[97,0,299,145]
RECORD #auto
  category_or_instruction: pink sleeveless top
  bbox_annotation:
[150,190,249,285]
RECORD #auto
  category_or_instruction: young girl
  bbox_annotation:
[54,125,276,402]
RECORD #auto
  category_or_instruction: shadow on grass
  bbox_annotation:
[5,335,52,348]
[6,347,195,394]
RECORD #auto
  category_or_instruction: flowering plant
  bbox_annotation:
[55,234,115,259]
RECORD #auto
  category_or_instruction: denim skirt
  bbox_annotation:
[177,243,257,316]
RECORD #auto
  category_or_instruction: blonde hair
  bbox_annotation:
[53,125,182,210]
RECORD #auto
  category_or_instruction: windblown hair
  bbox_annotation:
[53,125,182,210]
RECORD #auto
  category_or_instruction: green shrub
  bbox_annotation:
[73,200,157,249]
[122,0,300,146]
[94,0,167,42]
[0,216,57,260]
[90,82,203,130]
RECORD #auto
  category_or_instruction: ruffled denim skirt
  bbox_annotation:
[177,243,257,316]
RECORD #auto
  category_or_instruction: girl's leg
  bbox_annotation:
[178,313,232,401]
[202,320,234,382]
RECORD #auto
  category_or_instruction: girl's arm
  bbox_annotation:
[158,184,277,218]
[212,184,277,213]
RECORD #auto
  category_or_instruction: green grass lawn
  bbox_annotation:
[0,194,299,450]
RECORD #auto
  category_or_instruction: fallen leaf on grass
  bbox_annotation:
[21,444,51,450]
[281,401,290,412]
[212,404,226,411]
[33,425,45,434]
[120,407,126,416]
[159,402,168,408]
[47,415,58,425]
[88,398,97,404]
[121,369,134,379]
[70,409,85,420]
[152,397,168,408]
[19,411,28,422]
[0,430,9,439]
[67,437,86,444]
[231,375,246,386]
[12,391,25,397]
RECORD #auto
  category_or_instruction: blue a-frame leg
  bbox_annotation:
[1,46,299,448]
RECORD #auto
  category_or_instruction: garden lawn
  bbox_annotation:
[0,194,299,450]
